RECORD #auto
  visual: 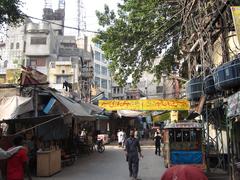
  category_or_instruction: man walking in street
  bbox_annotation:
[154,131,161,156]
[125,130,143,180]
[117,129,123,147]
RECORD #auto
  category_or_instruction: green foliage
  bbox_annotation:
[0,0,24,26]
[94,0,181,86]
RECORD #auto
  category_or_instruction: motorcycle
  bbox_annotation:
[96,138,105,153]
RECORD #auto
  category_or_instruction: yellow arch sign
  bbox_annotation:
[99,99,190,111]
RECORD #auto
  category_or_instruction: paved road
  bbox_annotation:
[34,146,165,180]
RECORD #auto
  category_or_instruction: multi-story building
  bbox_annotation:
[25,21,58,75]
[111,60,176,100]
[76,36,112,99]
[93,43,112,98]
[0,42,7,82]
[0,19,30,74]
[137,71,175,99]
[48,35,93,101]
[42,7,65,36]
[111,81,128,100]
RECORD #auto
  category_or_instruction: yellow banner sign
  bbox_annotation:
[231,6,240,44]
[99,99,190,111]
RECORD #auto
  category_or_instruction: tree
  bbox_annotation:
[94,0,181,86]
[0,0,24,27]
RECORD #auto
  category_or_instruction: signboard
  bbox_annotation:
[231,6,240,44]
[99,99,190,111]
[170,111,178,122]
[152,112,170,123]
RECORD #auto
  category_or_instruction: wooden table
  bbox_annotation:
[37,149,61,177]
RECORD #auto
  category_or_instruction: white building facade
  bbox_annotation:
[0,22,27,71]
[93,43,112,98]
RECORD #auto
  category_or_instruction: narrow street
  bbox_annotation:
[34,145,165,180]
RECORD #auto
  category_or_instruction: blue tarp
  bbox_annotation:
[43,98,56,114]
[170,150,202,164]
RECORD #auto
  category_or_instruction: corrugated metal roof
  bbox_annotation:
[51,92,95,121]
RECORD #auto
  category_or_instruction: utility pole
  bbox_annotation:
[77,0,81,36]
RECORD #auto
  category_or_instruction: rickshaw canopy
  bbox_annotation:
[164,122,202,129]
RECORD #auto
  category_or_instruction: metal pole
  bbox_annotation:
[206,105,210,172]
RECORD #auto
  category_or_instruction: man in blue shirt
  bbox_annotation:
[125,130,143,180]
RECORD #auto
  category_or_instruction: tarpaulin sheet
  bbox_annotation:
[170,150,202,164]
[117,110,145,117]
[0,96,33,120]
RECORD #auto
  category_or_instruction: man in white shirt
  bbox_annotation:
[117,129,123,147]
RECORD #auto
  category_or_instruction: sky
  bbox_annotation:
[22,0,120,35]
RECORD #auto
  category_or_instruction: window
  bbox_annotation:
[95,51,101,60]
[113,87,116,94]
[16,42,20,49]
[101,54,105,62]
[10,43,14,49]
[175,130,182,142]
[95,77,100,87]
[190,130,197,141]
[36,58,46,66]
[30,37,47,45]
[156,86,163,93]
[95,43,101,48]
[101,79,108,89]
[3,60,8,68]
[95,64,100,74]
[30,60,37,67]
[23,41,26,52]
[169,130,174,142]
[101,66,107,76]
[56,75,70,84]
[183,131,190,142]
[30,58,46,67]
